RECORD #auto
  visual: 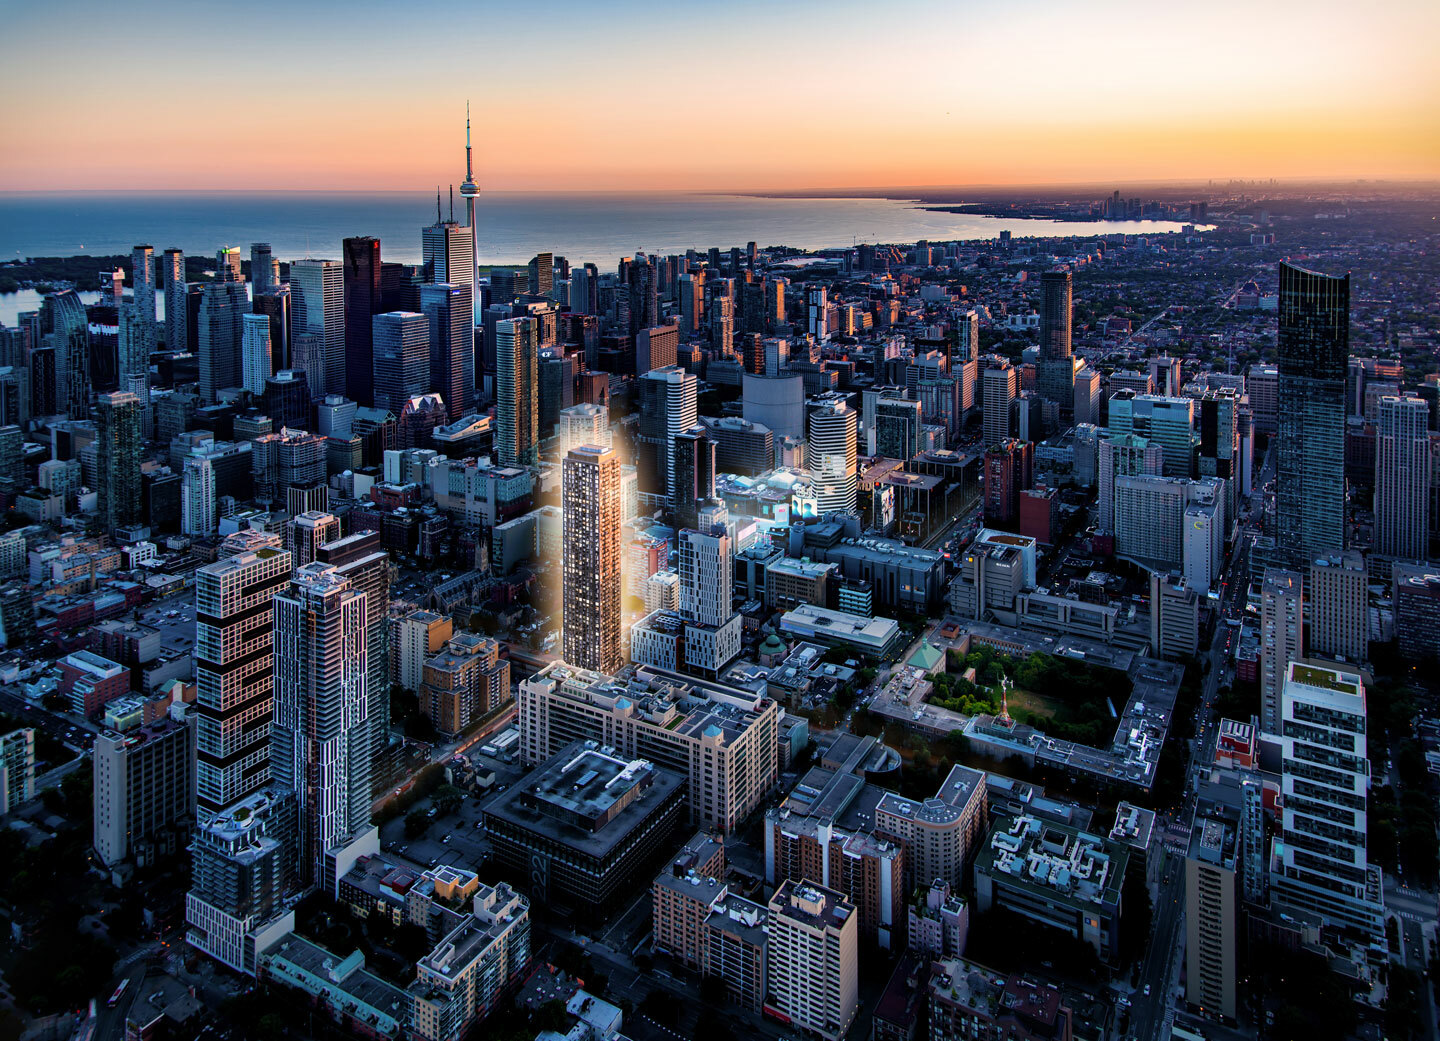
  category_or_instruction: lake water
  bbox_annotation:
[0,191,1195,323]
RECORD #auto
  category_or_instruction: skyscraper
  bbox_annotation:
[496,317,538,466]
[194,535,293,812]
[1275,261,1348,563]
[1374,394,1430,561]
[162,247,187,352]
[1260,568,1303,734]
[1038,270,1073,410]
[272,562,369,888]
[241,313,272,396]
[562,445,623,674]
[420,283,471,420]
[808,397,859,515]
[342,236,382,407]
[528,252,554,297]
[290,259,345,398]
[198,281,249,401]
[638,366,699,502]
[252,283,291,373]
[765,881,859,1041]
[1309,550,1367,664]
[216,247,243,283]
[371,312,430,416]
[982,360,1017,446]
[250,243,276,292]
[131,244,156,356]
[671,425,716,531]
[96,391,143,532]
[675,521,741,675]
[422,198,475,331]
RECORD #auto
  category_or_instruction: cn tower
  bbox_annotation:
[458,102,480,324]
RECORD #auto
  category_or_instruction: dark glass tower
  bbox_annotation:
[343,236,382,407]
[1038,269,1074,412]
[1275,261,1348,564]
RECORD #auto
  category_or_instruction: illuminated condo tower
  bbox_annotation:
[562,445,623,674]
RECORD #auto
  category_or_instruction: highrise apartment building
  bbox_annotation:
[162,247,186,352]
[131,244,156,356]
[1185,811,1239,1020]
[1038,270,1074,410]
[96,391,143,533]
[638,366,699,503]
[1275,261,1348,564]
[496,317,538,467]
[1260,568,1304,735]
[94,712,197,867]
[808,397,858,515]
[982,360,1017,446]
[198,280,249,402]
[241,313,272,395]
[1308,550,1367,664]
[1374,394,1430,560]
[562,445,623,674]
[765,880,859,1041]
[272,563,370,889]
[316,529,392,779]
[194,535,293,812]
[1271,662,1383,937]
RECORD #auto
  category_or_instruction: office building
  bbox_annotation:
[983,361,1017,446]
[1074,367,1101,426]
[253,283,292,374]
[198,280,249,402]
[496,317,538,466]
[162,247,187,352]
[290,259,346,398]
[518,662,779,833]
[96,391,143,532]
[272,563,370,888]
[972,813,1129,960]
[1392,563,1440,663]
[1185,811,1238,1020]
[342,236,382,407]
[1260,568,1303,735]
[94,712,197,867]
[1270,662,1384,937]
[1309,551,1367,664]
[875,394,924,460]
[1275,262,1348,564]
[241,313,272,395]
[808,398,858,515]
[562,445,623,674]
[482,741,686,914]
[195,537,293,812]
[1374,395,1430,560]
[765,881,858,1041]
[1098,434,1163,531]
[420,283,472,419]
[0,728,36,814]
[1108,391,1198,478]
[372,311,430,416]
[651,833,728,971]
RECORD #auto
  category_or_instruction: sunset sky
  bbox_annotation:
[3,0,1437,191]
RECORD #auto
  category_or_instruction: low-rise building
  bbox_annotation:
[419,635,510,737]
[779,603,902,659]
[927,956,1073,1041]
[972,813,1128,960]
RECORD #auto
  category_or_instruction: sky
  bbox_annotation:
[3,0,1437,191]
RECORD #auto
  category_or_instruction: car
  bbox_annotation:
[1143,984,1151,996]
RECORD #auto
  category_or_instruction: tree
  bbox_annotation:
[404,808,430,838]
[432,785,466,817]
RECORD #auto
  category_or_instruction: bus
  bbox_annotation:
[107,979,129,1008]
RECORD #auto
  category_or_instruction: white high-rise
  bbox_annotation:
[289,259,345,398]
[807,397,858,515]
[271,562,369,887]
[558,402,610,455]
[1271,661,1383,937]
[676,523,742,675]
[639,366,698,503]
[766,880,859,1041]
[182,457,218,536]
[982,361,1016,446]
[1374,395,1430,561]
[241,313,272,395]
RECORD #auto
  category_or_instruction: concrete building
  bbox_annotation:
[972,813,1129,960]
[1260,568,1304,734]
[1308,550,1367,664]
[1185,811,1239,1020]
[1270,662,1384,938]
[1393,562,1440,663]
[420,635,510,737]
[482,741,686,915]
[1374,394,1430,561]
[517,662,778,833]
[0,728,35,814]
[397,610,454,691]
[93,711,197,867]
[982,361,1017,446]
[808,397,859,516]
[407,882,531,1041]
[928,957,1074,1041]
[765,880,859,1041]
